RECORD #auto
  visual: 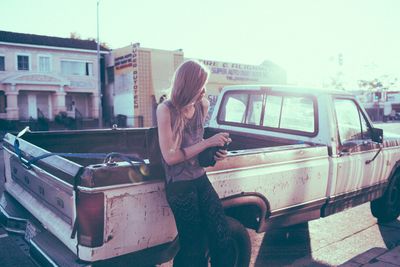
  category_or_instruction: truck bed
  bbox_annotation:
[3,127,304,187]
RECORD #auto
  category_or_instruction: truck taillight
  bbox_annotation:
[77,191,104,247]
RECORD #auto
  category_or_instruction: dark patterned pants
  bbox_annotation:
[166,174,234,267]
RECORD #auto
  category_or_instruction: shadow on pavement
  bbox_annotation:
[339,219,400,266]
[0,145,4,194]
[254,222,330,267]
[378,219,400,249]
[0,234,36,267]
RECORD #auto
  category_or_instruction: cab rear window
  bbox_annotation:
[217,90,317,136]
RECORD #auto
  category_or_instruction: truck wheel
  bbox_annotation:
[371,172,400,222]
[226,216,251,267]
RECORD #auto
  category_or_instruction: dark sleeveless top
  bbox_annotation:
[161,100,206,183]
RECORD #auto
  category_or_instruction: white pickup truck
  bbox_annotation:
[1,85,399,267]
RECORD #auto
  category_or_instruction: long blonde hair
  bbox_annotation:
[169,59,209,147]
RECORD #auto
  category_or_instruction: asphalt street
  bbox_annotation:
[0,140,37,266]
[1,122,400,267]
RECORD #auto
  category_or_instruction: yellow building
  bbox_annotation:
[106,44,184,127]
[106,45,286,127]
[198,59,286,119]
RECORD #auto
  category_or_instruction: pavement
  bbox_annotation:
[159,243,400,267]
[0,142,37,266]
[339,246,400,267]
[0,231,36,267]
[2,226,400,267]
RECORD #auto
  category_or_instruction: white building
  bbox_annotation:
[0,30,108,129]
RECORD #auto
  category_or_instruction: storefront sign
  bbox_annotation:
[115,53,133,70]
[199,59,269,82]
[132,44,139,109]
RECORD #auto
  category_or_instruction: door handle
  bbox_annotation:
[339,150,351,157]
[361,140,370,146]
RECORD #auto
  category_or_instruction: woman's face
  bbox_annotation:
[184,87,206,110]
[197,87,206,102]
[192,86,206,104]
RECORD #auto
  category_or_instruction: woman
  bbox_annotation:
[157,59,233,267]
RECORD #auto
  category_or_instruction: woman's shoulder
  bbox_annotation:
[157,101,170,115]
[201,97,210,107]
[200,97,209,114]
[194,97,209,121]
[158,100,172,109]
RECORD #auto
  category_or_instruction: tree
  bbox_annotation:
[329,71,345,90]
[324,53,346,90]
[69,32,111,49]
[358,78,382,91]
[358,75,398,91]
[70,32,82,39]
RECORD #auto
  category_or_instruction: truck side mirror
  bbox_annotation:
[371,128,383,143]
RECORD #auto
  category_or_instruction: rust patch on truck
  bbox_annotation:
[104,187,174,250]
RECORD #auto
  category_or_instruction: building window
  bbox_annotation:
[107,66,114,83]
[17,55,30,70]
[86,62,93,76]
[0,56,4,71]
[61,60,93,76]
[0,91,6,113]
[38,55,51,72]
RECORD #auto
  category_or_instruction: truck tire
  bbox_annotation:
[225,216,251,267]
[371,172,400,222]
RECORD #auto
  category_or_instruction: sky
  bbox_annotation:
[2,0,400,87]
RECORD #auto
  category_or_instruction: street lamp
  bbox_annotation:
[97,0,103,128]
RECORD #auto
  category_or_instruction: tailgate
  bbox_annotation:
[2,133,82,226]
[8,155,75,225]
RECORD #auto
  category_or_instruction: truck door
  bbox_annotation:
[333,98,385,196]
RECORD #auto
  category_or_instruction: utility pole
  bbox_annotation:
[97,0,103,128]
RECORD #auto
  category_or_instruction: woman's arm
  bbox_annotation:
[201,97,210,125]
[157,102,229,166]
[200,97,230,162]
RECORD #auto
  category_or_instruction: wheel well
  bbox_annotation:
[387,161,400,188]
[221,193,270,231]
[393,165,400,178]
[224,204,261,230]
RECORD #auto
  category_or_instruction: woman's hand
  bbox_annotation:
[206,132,231,148]
[214,149,228,161]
